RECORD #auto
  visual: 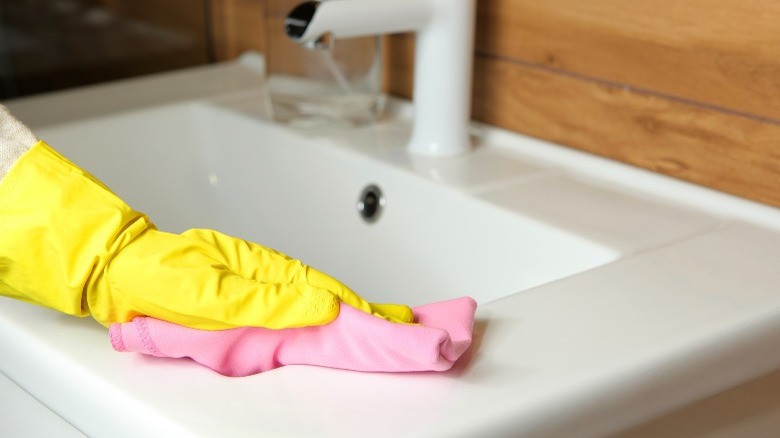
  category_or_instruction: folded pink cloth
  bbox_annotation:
[110,296,477,376]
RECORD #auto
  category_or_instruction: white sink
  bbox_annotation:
[37,102,618,306]
[4,54,780,437]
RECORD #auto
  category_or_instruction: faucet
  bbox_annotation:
[284,0,476,156]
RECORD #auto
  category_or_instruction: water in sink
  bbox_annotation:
[36,102,618,306]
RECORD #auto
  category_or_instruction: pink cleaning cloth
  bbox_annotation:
[110,296,477,376]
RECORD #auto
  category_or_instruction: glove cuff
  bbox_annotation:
[0,141,152,317]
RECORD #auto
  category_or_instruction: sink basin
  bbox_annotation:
[37,101,618,306]
[8,55,779,438]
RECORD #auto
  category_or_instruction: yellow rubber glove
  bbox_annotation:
[0,141,413,329]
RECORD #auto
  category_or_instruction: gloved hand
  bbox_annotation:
[0,136,412,330]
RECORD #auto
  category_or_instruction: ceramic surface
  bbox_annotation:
[3,54,780,437]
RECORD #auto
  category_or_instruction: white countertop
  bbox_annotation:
[3,53,780,437]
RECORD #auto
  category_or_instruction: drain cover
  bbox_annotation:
[357,184,385,223]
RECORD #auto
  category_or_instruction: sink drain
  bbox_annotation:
[357,184,385,223]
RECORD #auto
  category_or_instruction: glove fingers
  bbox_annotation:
[306,267,414,323]
[108,273,340,331]
[369,303,415,324]
[182,229,309,282]
[205,275,341,330]
[180,229,413,324]
[97,231,340,330]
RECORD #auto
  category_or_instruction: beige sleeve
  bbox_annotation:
[0,105,39,180]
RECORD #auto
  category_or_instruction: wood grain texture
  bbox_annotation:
[386,35,414,99]
[1,1,210,97]
[211,0,266,60]
[476,0,780,122]
[472,56,780,206]
[100,0,208,36]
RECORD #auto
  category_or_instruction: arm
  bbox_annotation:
[0,105,38,180]
[0,104,412,329]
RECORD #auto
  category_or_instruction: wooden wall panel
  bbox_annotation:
[0,1,210,98]
[385,35,414,99]
[476,0,780,121]
[211,0,780,208]
[101,0,207,34]
[211,0,265,60]
[472,57,780,206]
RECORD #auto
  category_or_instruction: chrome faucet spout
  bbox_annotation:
[285,0,476,157]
